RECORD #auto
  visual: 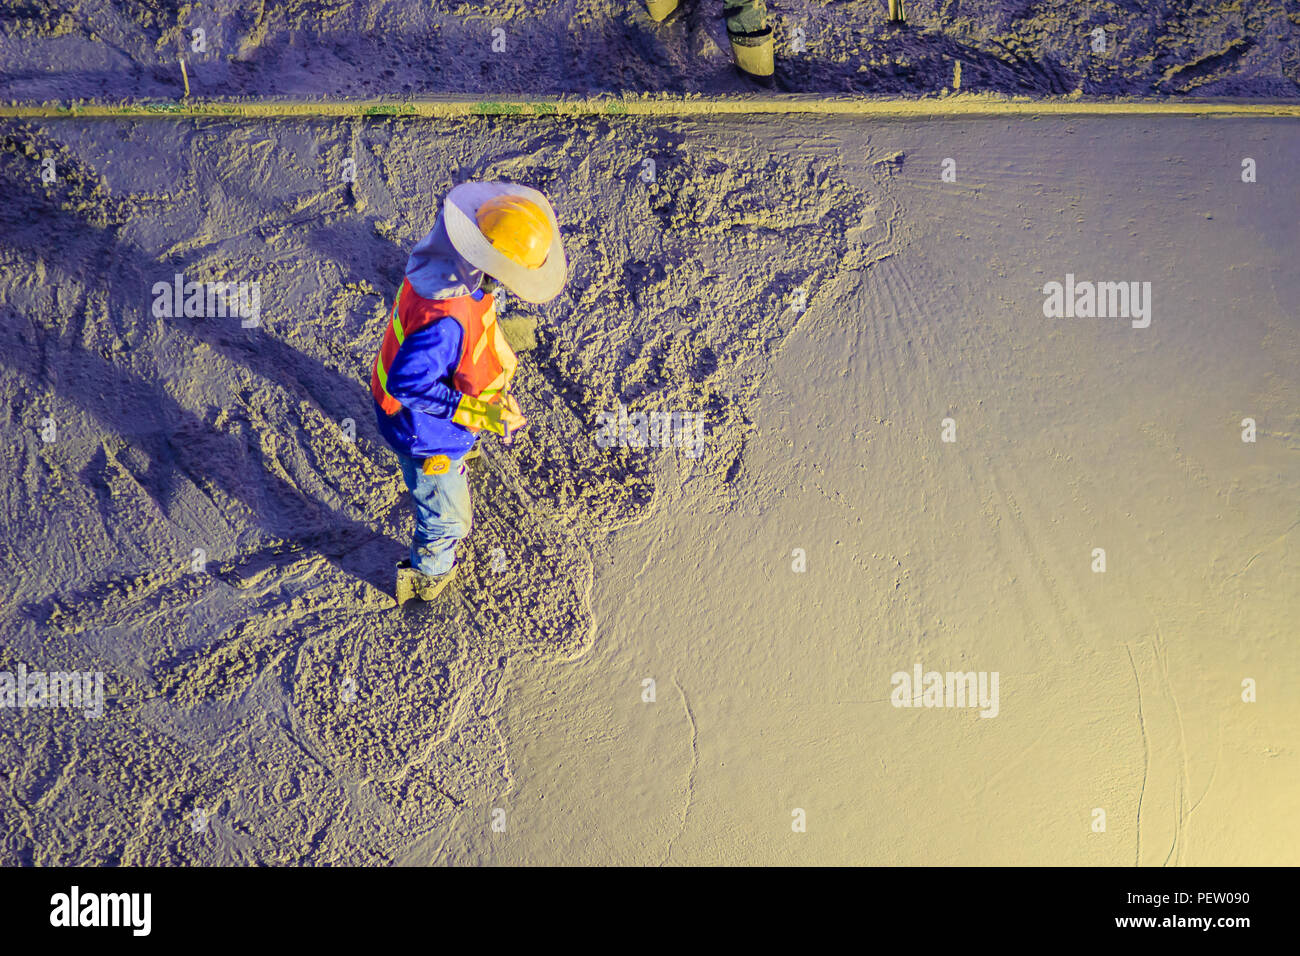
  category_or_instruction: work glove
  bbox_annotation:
[452,393,507,435]
[452,393,527,439]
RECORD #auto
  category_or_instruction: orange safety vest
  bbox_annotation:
[371,278,518,430]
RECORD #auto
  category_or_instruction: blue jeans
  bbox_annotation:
[396,452,472,576]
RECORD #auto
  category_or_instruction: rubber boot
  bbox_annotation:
[645,0,680,22]
[729,27,774,81]
[414,565,457,602]
[395,559,418,606]
[396,560,457,606]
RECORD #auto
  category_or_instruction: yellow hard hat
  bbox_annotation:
[475,195,554,270]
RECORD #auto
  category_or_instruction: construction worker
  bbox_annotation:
[370,182,566,605]
[645,1,775,81]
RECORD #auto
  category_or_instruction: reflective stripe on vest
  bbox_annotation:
[371,287,406,414]
[371,279,518,429]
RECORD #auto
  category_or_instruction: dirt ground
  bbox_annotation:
[0,3,1297,866]
[3,0,1300,101]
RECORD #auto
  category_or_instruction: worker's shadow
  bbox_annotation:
[0,136,401,602]
[775,28,1076,95]
[578,11,1076,96]
[305,211,406,294]
[579,5,727,93]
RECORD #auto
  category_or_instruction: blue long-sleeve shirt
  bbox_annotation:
[372,215,488,459]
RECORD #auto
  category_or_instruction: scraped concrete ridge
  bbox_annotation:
[3,93,1300,120]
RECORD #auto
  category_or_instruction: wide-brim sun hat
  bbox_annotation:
[442,181,567,304]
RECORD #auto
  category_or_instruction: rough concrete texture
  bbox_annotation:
[0,110,874,862]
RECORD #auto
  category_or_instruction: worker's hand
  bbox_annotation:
[500,395,527,434]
